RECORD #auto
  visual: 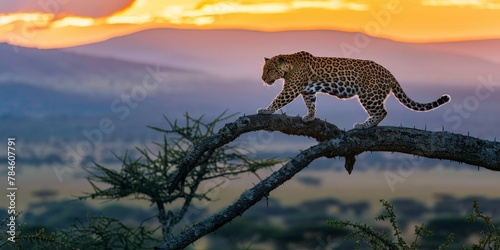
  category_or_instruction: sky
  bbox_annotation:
[1,0,500,48]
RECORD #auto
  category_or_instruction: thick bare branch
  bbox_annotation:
[167,114,341,193]
[158,114,499,249]
[342,126,499,170]
[156,140,330,249]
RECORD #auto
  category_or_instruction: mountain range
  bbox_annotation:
[1,28,498,137]
[64,28,500,86]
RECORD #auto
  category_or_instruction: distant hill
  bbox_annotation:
[65,28,500,86]
[0,43,200,96]
[0,83,109,117]
[0,42,243,118]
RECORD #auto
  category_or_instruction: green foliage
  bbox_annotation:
[213,217,350,250]
[48,215,158,250]
[1,215,157,250]
[327,199,430,250]
[467,200,500,250]
[0,213,75,250]
[327,199,500,250]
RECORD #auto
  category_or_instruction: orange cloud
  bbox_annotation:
[0,0,135,19]
[1,0,500,48]
[422,0,500,8]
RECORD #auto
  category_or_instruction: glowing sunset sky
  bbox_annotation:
[1,0,500,48]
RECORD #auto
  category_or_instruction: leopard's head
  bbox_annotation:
[261,55,291,85]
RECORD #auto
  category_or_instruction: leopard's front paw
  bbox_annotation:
[353,123,365,129]
[353,122,374,129]
[257,108,275,115]
[301,114,315,122]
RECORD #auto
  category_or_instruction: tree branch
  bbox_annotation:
[156,140,328,249]
[157,114,500,249]
[167,114,341,194]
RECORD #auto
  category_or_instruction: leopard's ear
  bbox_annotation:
[277,55,285,63]
[264,57,269,62]
[276,55,292,72]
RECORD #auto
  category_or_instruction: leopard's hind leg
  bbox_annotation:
[354,97,387,129]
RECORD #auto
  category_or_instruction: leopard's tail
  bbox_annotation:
[392,81,450,112]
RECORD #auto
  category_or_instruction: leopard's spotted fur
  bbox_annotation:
[258,51,451,129]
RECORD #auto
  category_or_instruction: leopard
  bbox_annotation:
[257,51,451,129]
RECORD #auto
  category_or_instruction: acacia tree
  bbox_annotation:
[156,114,500,249]
[76,112,280,245]
[1,112,281,250]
